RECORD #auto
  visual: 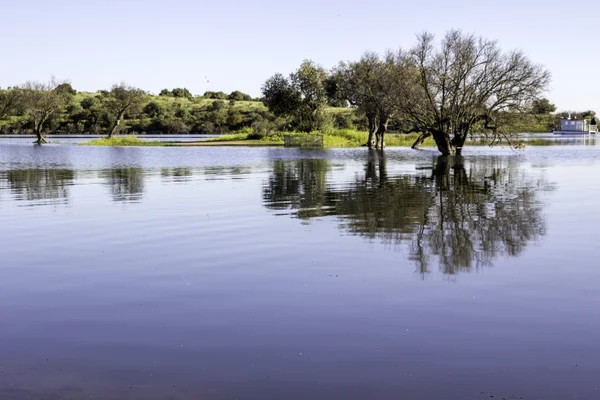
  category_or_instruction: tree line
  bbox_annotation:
[262,30,554,155]
[0,81,268,143]
[2,30,591,155]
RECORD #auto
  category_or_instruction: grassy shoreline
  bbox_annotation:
[79,130,560,148]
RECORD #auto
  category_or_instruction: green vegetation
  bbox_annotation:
[263,30,557,154]
[81,137,167,146]
[0,30,586,152]
[77,128,567,148]
[0,86,270,139]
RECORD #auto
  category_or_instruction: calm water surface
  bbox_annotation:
[1,142,599,400]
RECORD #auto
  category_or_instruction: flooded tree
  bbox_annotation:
[17,78,74,144]
[103,83,146,138]
[263,154,549,276]
[330,53,408,149]
[402,30,551,155]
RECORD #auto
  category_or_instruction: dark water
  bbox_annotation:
[1,143,599,400]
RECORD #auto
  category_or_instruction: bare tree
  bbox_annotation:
[400,30,551,155]
[103,83,146,138]
[18,78,73,144]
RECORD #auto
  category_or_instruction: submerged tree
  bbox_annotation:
[103,83,146,138]
[330,52,408,149]
[18,78,74,144]
[402,30,551,155]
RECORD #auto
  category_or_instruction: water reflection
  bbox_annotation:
[0,169,74,206]
[101,168,145,203]
[203,166,251,180]
[263,151,549,275]
[263,159,333,218]
[161,167,193,183]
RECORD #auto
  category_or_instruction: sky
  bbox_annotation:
[0,0,597,111]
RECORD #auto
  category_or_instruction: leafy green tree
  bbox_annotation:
[210,106,228,133]
[203,91,227,100]
[165,119,191,134]
[80,97,96,110]
[228,90,252,101]
[331,52,406,148]
[143,101,163,118]
[531,98,556,114]
[261,73,300,116]
[227,109,244,127]
[18,78,74,144]
[262,60,330,132]
[290,60,329,131]
[171,88,193,99]
[159,89,171,96]
[209,100,226,111]
[103,83,146,138]
[79,96,105,133]
[55,83,77,95]
[0,88,20,119]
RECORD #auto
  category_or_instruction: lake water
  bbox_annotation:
[1,141,600,400]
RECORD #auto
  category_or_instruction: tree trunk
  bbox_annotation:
[411,131,431,149]
[108,113,124,138]
[430,129,453,156]
[374,116,388,150]
[366,113,378,148]
[33,123,47,144]
[451,133,468,155]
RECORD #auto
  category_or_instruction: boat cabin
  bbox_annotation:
[554,118,598,134]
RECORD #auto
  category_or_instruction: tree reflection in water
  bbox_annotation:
[101,168,145,203]
[263,151,549,276]
[0,169,74,205]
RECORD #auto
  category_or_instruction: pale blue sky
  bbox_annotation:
[0,0,596,111]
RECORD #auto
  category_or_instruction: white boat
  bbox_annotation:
[553,117,598,135]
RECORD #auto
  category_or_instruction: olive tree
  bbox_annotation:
[331,52,408,149]
[103,83,146,138]
[18,78,74,144]
[261,73,300,116]
[401,30,551,155]
[262,60,329,132]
